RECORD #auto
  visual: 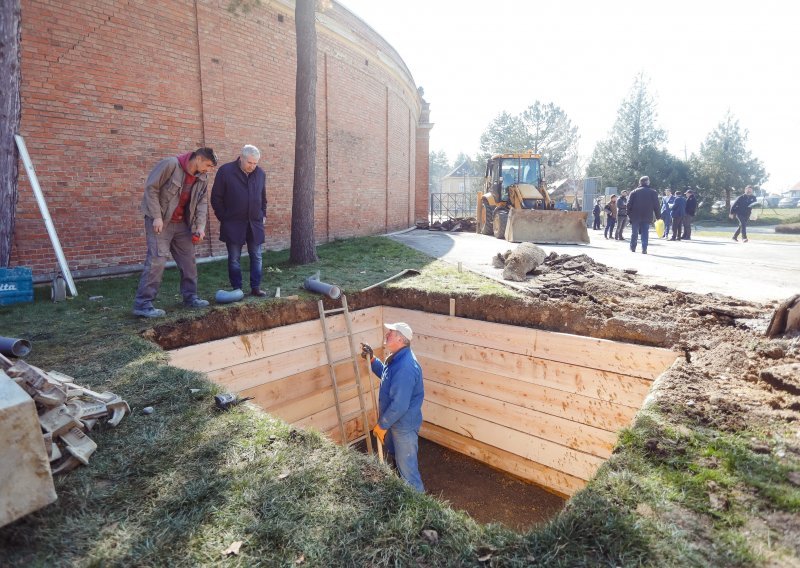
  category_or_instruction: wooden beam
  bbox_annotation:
[419,356,638,432]
[420,422,584,497]
[385,307,676,379]
[414,333,652,407]
[425,381,618,458]
[423,400,604,481]
[169,307,382,373]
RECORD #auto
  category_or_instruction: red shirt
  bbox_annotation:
[170,152,196,223]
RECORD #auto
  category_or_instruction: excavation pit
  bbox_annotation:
[166,302,677,515]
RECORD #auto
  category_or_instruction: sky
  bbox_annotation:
[338,0,799,192]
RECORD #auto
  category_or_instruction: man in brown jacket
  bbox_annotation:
[132,147,217,318]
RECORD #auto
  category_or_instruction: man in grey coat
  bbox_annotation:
[626,176,661,254]
[132,147,217,317]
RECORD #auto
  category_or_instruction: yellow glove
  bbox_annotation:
[372,424,387,445]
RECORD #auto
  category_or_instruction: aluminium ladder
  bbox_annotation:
[317,295,378,454]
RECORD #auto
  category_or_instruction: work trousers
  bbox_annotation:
[593,214,601,230]
[226,239,263,290]
[615,215,628,239]
[133,217,198,310]
[671,216,684,240]
[385,427,424,492]
[733,214,749,240]
[629,221,652,252]
[683,215,694,239]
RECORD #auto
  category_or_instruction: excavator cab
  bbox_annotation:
[477,152,589,244]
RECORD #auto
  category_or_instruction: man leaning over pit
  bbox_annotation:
[361,322,425,492]
[211,145,268,297]
[132,147,217,318]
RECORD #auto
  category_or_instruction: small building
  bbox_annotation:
[440,161,483,194]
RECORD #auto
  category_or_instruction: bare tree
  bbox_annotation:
[0,0,21,266]
[289,0,318,264]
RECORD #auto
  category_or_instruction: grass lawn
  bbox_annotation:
[1,236,797,566]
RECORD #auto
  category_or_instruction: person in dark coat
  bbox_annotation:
[626,176,661,254]
[670,191,687,241]
[592,199,602,230]
[730,185,757,242]
[614,190,629,240]
[604,195,617,239]
[211,145,269,296]
[683,189,698,239]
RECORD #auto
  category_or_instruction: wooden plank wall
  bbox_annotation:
[384,307,676,497]
[169,305,676,498]
[168,307,384,442]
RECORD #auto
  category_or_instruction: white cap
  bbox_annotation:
[384,322,413,341]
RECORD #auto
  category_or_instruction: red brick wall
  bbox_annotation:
[12,0,430,278]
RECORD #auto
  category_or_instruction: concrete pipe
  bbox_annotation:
[0,336,32,358]
[303,276,341,300]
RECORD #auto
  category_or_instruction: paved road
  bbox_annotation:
[389,229,800,304]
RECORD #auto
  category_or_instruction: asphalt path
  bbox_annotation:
[389,228,800,304]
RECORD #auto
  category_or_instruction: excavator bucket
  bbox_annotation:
[504,208,590,244]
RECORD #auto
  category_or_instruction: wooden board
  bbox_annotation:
[414,333,652,407]
[207,328,382,392]
[425,381,618,458]
[420,422,585,497]
[169,307,382,373]
[384,307,676,379]
[419,356,639,432]
[422,400,604,481]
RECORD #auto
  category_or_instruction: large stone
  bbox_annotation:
[0,371,57,528]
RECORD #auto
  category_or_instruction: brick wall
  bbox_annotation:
[12,0,431,278]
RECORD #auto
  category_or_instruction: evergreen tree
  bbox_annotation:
[690,112,767,209]
[587,73,669,190]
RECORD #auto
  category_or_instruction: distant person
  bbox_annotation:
[730,185,757,242]
[132,147,218,318]
[360,322,425,492]
[683,189,698,239]
[660,188,674,239]
[627,176,661,254]
[211,145,269,297]
[604,195,618,239]
[592,198,602,230]
[614,190,629,240]
[670,190,687,241]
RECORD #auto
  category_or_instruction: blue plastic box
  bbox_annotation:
[0,267,34,306]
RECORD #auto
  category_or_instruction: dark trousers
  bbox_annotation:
[733,215,749,240]
[593,214,601,230]
[226,240,263,290]
[604,217,616,238]
[683,215,694,239]
[671,216,684,240]
[629,220,651,252]
[615,215,628,239]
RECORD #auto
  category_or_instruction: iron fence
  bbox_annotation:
[430,192,478,222]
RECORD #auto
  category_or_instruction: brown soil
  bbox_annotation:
[144,251,800,544]
[417,438,565,531]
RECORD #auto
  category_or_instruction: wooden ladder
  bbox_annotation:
[318,295,376,454]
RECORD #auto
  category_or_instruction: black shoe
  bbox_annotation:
[251,288,268,297]
[732,237,738,242]
[642,250,647,254]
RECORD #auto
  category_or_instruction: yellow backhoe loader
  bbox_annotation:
[476,152,589,244]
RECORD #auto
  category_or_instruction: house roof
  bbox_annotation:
[444,160,483,178]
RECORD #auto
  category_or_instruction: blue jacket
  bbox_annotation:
[211,159,267,245]
[731,193,757,220]
[660,197,673,222]
[371,347,424,432]
[671,196,687,217]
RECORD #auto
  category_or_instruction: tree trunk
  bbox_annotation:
[289,0,318,264]
[0,0,21,267]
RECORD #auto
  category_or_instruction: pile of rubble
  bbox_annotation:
[417,217,477,232]
[0,354,129,474]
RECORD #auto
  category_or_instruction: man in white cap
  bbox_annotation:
[360,322,425,492]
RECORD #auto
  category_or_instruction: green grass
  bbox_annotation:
[1,236,797,566]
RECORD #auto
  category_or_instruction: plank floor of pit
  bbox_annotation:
[417,438,565,531]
